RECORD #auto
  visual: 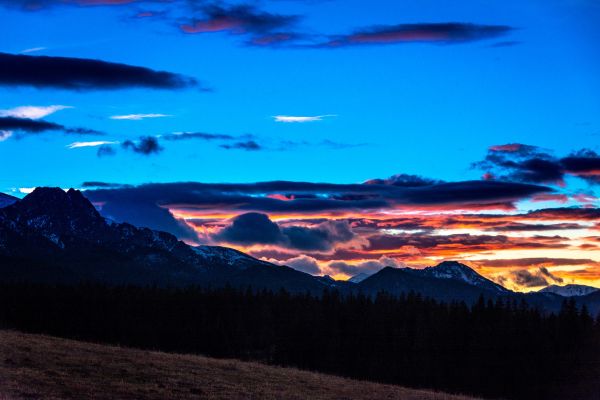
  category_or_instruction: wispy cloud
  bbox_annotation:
[220,140,262,151]
[0,116,102,136]
[0,105,72,120]
[180,4,298,35]
[110,113,171,120]
[274,115,336,123]
[317,23,513,48]
[67,141,119,149]
[20,46,46,54]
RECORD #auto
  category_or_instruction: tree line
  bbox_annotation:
[0,283,598,400]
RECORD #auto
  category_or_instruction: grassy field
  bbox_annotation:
[0,330,480,400]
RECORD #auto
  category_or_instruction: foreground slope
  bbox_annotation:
[0,330,478,400]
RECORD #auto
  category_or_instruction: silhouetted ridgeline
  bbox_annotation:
[1,284,599,400]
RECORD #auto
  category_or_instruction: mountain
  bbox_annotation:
[357,265,503,303]
[356,261,509,303]
[0,187,329,293]
[0,192,18,208]
[419,261,509,293]
[539,284,599,297]
[2,187,599,313]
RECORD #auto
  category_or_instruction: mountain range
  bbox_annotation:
[1,187,599,313]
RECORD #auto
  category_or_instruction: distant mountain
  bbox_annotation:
[2,187,599,313]
[0,192,18,208]
[539,284,599,297]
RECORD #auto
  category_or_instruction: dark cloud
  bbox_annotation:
[473,144,563,185]
[82,181,131,188]
[474,144,600,186]
[281,220,356,251]
[214,212,285,245]
[511,267,563,288]
[213,213,356,251]
[81,179,551,242]
[220,140,262,151]
[0,116,102,135]
[180,4,298,39]
[97,145,117,157]
[0,117,65,133]
[85,179,550,214]
[98,199,199,243]
[122,136,163,155]
[162,132,236,141]
[364,173,443,187]
[0,52,199,90]
[316,23,512,48]
[561,149,600,184]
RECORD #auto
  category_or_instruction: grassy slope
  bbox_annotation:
[0,330,480,400]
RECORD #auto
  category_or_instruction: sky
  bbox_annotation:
[1,0,599,291]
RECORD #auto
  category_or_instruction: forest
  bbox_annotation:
[1,284,599,400]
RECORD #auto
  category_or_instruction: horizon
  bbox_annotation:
[1,0,599,292]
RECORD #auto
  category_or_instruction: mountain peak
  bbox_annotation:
[20,187,97,213]
[539,284,599,297]
[422,261,508,293]
[4,187,103,237]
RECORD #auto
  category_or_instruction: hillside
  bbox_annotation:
[0,330,478,400]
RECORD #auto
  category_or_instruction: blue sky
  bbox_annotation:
[1,0,599,189]
[1,0,599,288]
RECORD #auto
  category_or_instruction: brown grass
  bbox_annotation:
[0,330,481,400]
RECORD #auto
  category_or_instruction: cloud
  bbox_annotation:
[316,23,512,48]
[0,117,65,133]
[281,255,322,275]
[0,52,200,90]
[97,197,199,243]
[97,145,117,157]
[0,116,101,135]
[214,212,285,245]
[282,220,356,251]
[20,47,47,54]
[474,258,599,269]
[475,144,600,186]
[122,136,163,155]
[180,4,298,35]
[364,174,443,187]
[511,267,564,288]
[110,113,171,120]
[561,149,600,184]
[162,132,236,141]
[67,141,119,149]
[220,140,262,151]
[0,105,71,119]
[84,179,551,218]
[328,256,403,276]
[274,115,335,123]
[214,213,358,251]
